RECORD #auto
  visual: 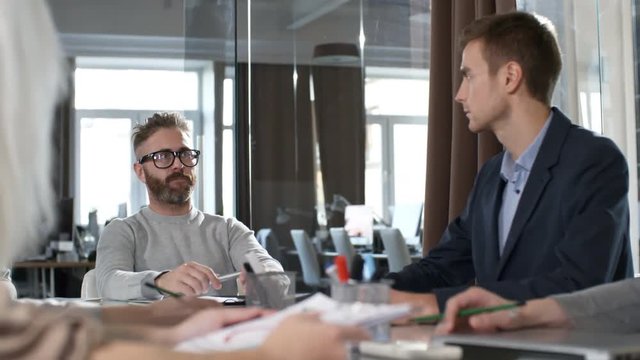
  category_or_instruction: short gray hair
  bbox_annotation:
[132,112,191,154]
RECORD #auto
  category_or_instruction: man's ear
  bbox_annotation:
[133,163,146,184]
[503,61,523,94]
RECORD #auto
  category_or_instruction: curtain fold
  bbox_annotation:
[237,63,315,246]
[236,64,252,227]
[313,65,366,228]
[237,63,366,244]
[423,0,516,254]
[52,58,76,200]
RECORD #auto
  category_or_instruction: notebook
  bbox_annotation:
[432,328,640,360]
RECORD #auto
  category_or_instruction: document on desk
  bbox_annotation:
[175,293,412,353]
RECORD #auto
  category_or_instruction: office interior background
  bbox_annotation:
[21,0,640,296]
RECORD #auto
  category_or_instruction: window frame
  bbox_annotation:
[366,114,427,222]
[72,58,207,225]
[74,109,202,224]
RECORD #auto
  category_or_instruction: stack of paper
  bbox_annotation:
[176,293,412,353]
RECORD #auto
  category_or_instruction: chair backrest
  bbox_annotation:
[379,228,412,273]
[290,229,321,286]
[256,228,284,264]
[81,269,98,299]
[329,227,355,269]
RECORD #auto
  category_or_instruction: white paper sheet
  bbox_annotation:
[175,293,411,353]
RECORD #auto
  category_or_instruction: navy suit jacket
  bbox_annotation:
[388,108,633,309]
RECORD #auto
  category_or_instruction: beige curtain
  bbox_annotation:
[423,0,516,254]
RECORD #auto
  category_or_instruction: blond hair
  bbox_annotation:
[0,1,66,268]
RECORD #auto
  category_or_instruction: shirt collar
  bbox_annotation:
[500,110,553,181]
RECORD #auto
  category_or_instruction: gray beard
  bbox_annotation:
[144,170,195,205]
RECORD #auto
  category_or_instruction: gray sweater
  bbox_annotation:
[95,207,282,300]
[552,277,640,333]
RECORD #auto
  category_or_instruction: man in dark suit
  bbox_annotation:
[388,12,633,312]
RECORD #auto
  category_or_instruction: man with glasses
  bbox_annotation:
[95,112,283,300]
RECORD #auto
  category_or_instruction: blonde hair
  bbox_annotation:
[0,1,66,268]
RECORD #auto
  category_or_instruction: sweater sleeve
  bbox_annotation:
[95,219,163,300]
[226,218,283,273]
[552,278,640,333]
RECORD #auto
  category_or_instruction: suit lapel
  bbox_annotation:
[485,175,505,280]
[496,108,572,277]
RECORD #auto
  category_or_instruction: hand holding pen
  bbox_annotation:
[154,261,241,296]
[435,287,529,334]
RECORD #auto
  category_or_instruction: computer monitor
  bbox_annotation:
[391,203,423,247]
[344,205,374,247]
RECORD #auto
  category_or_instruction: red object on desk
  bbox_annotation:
[335,255,350,283]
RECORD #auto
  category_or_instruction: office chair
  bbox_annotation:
[379,228,412,273]
[390,203,423,249]
[290,229,322,287]
[256,228,286,268]
[329,227,356,269]
[81,269,98,299]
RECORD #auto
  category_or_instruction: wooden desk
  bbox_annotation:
[390,324,435,342]
[13,260,95,298]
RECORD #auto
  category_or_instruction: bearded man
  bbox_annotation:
[96,112,282,300]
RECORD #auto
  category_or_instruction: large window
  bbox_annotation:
[74,64,202,225]
[364,71,429,222]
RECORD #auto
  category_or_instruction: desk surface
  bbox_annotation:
[431,328,640,360]
[391,324,435,342]
[13,260,95,269]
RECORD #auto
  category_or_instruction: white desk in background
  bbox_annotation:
[12,260,95,298]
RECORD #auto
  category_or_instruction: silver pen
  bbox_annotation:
[218,271,241,282]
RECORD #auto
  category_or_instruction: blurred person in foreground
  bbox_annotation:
[0,1,367,359]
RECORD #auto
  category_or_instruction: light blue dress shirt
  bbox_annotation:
[498,112,553,255]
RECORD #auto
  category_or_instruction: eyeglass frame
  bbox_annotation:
[137,149,201,169]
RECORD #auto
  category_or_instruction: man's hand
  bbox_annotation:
[260,313,370,360]
[169,307,268,345]
[101,296,223,326]
[155,261,222,296]
[146,296,222,325]
[435,287,569,334]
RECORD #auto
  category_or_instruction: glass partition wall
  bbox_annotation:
[235,0,430,251]
[52,0,639,271]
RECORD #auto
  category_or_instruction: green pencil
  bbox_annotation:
[412,301,525,324]
[144,282,184,298]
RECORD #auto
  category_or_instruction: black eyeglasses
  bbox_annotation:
[138,149,200,169]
